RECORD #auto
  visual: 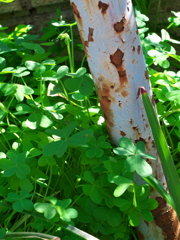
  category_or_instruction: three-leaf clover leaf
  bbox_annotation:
[86,136,110,158]
[43,121,93,158]
[6,190,34,212]
[34,197,78,222]
[113,137,156,177]
[0,151,30,179]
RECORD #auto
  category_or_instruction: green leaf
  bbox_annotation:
[79,74,94,96]
[0,83,33,101]
[56,65,69,79]
[97,136,110,149]
[113,181,132,197]
[141,210,154,222]
[6,192,19,201]
[7,190,34,212]
[104,159,116,172]
[0,57,6,71]
[166,90,180,104]
[38,155,56,166]
[86,147,104,158]
[64,77,81,91]
[83,184,102,204]
[119,137,136,153]
[72,93,85,101]
[140,198,159,210]
[113,198,132,211]
[86,135,110,158]
[20,178,33,192]
[83,171,94,184]
[57,199,72,209]
[159,59,170,69]
[15,103,32,115]
[0,83,16,96]
[114,137,136,155]
[108,173,132,197]
[65,74,93,96]
[13,68,30,77]
[3,152,30,179]
[113,147,132,156]
[42,59,56,69]
[46,196,57,205]
[15,84,34,102]
[33,65,46,77]
[0,0,14,3]
[43,140,68,158]
[0,229,6,239]
[22,42,45,54]
[26,112,53,129]
[28,148,42,157]
[92,207,108,221]
[46,121,77,138]
[62,208,78,220]
[128,209,141,227]
[125,155,152,177]
[135,141,145,153]
[34,203,51,213]
[0,152,6,158]
[44,206,56,219]
[108,172,132,185]
[22,199,34,211]
[25,61,41,70]
[12,201,23,212]
[74,67,86,77]
[107,208,122,227]
[69,129,93,145]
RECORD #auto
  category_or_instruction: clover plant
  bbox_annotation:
[0,6,180,240]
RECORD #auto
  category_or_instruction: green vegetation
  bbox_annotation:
[0,6,180,240]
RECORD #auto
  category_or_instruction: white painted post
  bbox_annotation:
[70,0,180,239]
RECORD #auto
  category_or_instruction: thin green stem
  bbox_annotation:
[67,42,74,73]
[70,25,75,73]
[39,80,44,107]
[154,0,161,31]
[44,166,52,197]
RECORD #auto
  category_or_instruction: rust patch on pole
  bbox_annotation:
[71,2,81,18]
[114,16,126,33]
[144,70,149,80]
[110,49,129,97]
[110,49,124,67]
[96,78,115,138]
[88,27,94,42]
[120,131,126,137]
[137,45,141,54]
[98,1,109,13]
[121,90,128,97]
[151,197,180,240]
[84,27,94,47]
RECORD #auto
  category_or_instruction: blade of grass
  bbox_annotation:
[137,86,180,220]
[142,175,174,208]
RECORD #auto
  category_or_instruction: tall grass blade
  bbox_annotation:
[138,86,180,220]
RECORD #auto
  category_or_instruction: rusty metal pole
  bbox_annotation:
[70,0,180,239]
